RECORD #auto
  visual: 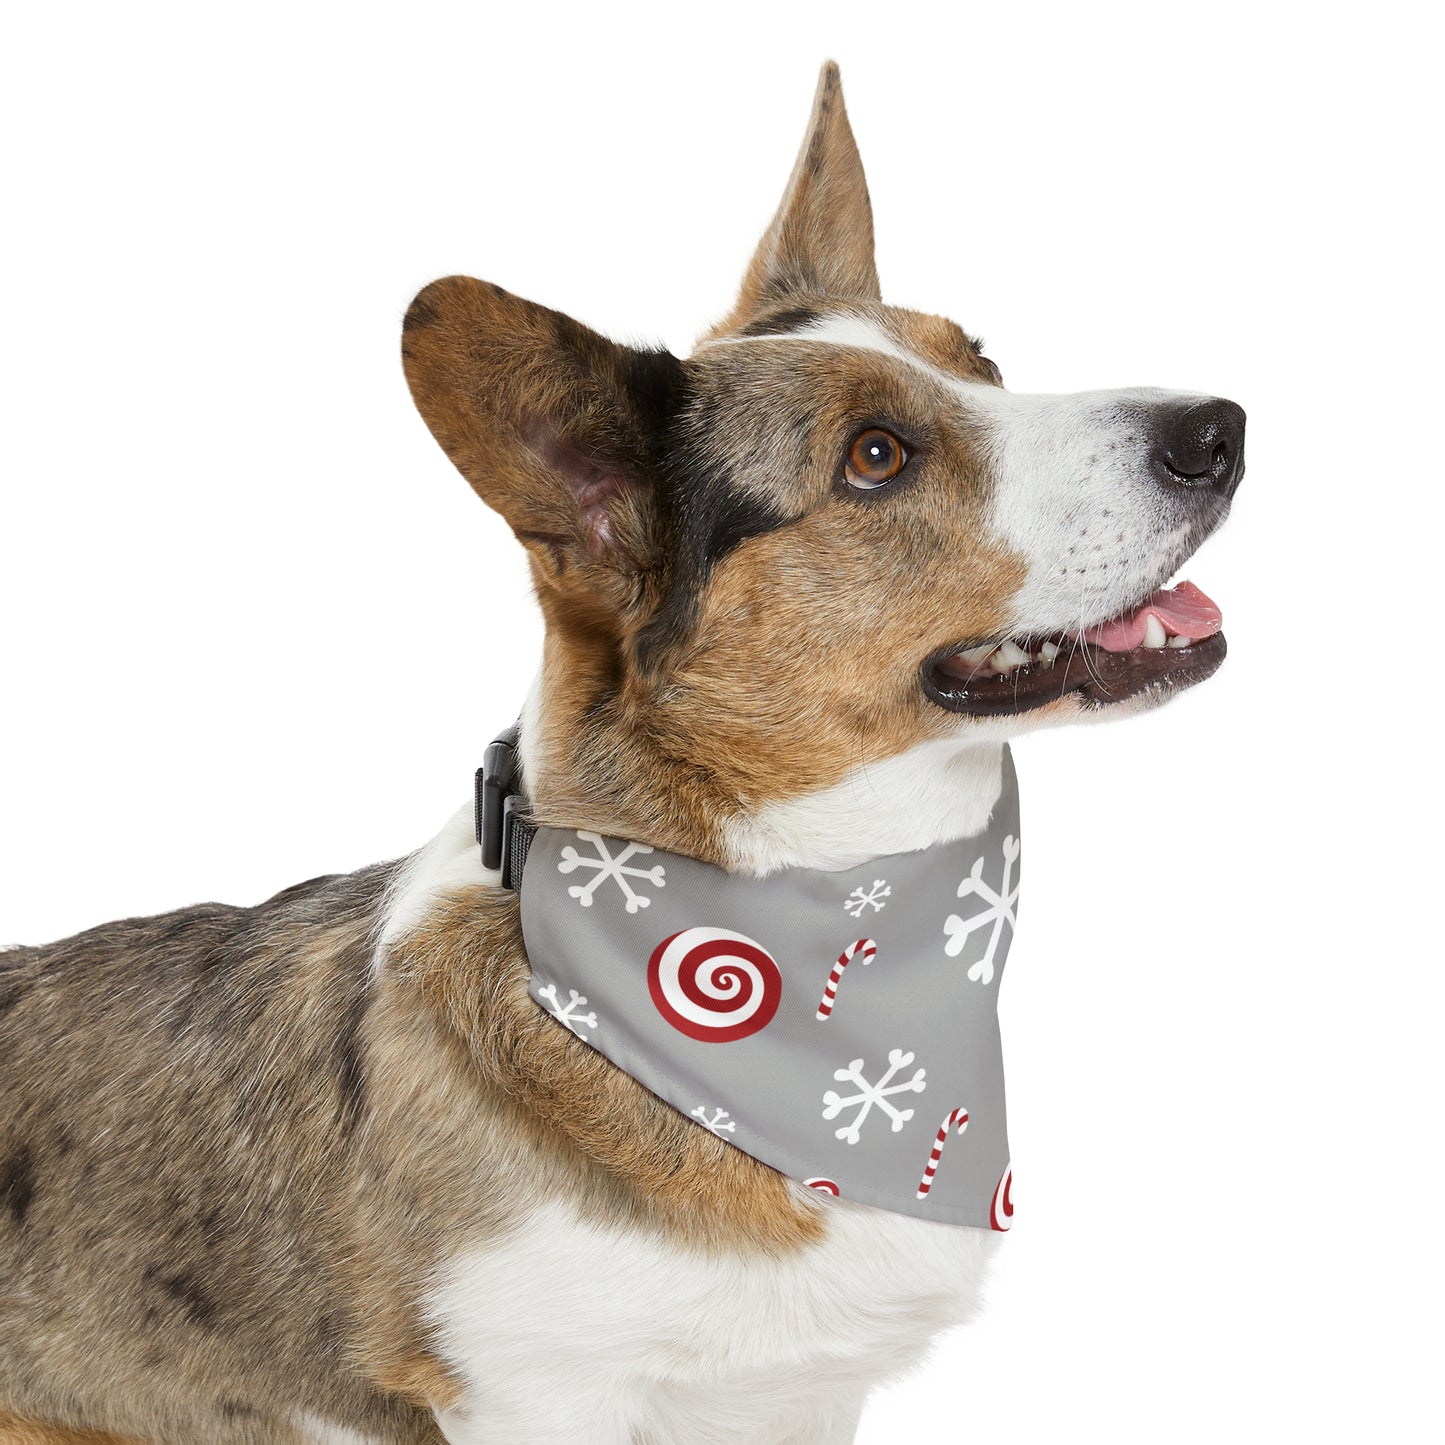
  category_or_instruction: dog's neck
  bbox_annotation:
[375,672,1008,959]
[717,738,1008,873]
[518,671,1007,876]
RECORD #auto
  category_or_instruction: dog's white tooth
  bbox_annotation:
[996,640,1031,669]
[958,643,995,666]
[1142,615,1168,648]
[1167,633,1192,649]
[1040,640,1061,664]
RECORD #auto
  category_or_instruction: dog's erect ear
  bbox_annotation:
[711,61,880,336]
[402,277,682,607]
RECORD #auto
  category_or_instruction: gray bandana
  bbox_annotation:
[519,747,1019,1230]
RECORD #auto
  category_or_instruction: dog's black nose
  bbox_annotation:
[1153,397,1246,499]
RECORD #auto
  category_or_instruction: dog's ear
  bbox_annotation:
[712,60,880,336]
[402,277,682,610]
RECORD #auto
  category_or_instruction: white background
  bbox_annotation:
[3,3,1441,1441]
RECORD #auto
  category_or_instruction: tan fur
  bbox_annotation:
[363,1356,465,1415]
[884,308,1003,385]
[401,275,670,609]
[709,61,879,336]
[0,1413,142,1445]
[389,887,823,1254]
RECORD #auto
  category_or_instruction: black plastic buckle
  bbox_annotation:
[475,724,530,890]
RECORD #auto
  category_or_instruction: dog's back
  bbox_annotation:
[0,870,440,1444]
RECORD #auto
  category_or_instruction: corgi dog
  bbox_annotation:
[0,61,1243,1445]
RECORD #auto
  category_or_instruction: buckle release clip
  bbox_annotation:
[474,724,531,890]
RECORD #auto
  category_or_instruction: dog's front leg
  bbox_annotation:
[774,1390,868,1445]
[433,1388,632,1445]
[631,1381,869,1445]
[434,1384,867,1445]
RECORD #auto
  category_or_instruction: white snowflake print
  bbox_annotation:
[690,1106,737,1137]
[822,1049,927,1145]
[843,879,891,918]
[536,983,598,1037]
[557,831,666,913]
[942,834,1020,985]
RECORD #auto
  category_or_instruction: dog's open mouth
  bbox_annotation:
[923,581,1227,717]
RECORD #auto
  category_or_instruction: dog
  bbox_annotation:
[0,60,1243,1445]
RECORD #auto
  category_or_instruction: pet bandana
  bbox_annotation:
[513,747,1020,1230]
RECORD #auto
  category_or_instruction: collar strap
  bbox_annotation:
[475,723,536,891]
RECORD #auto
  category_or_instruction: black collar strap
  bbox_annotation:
[474,724,535,891]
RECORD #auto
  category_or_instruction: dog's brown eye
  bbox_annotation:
[845,428,907,489]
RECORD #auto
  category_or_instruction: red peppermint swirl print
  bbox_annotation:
[648,927,783,1043]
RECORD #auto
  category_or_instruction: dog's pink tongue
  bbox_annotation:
[1078,581,1223,652]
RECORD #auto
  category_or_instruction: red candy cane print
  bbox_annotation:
[815,938,877,1020]
[915,1107,970,1200]
[990,1163,1014,1231]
